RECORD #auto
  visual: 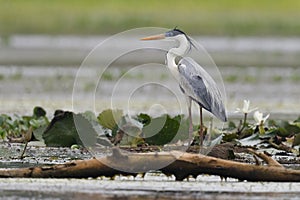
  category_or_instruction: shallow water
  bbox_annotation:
[1,35,299,119]
[1,175,300,200]
[0,65,299,120]
[2,35,300,67]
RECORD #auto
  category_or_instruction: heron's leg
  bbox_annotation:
[199,106,204,146]
[186,97,193,142]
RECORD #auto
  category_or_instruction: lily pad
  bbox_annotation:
[43,111,100,147]
[33,106,47,118]
[143,114,185,145]
[136,113,151,126]
[223,133,238,142]
[239,133,261,147]
[97,109,123,130]
[268,119,300,137]
[43,111,78,147]
[293,133,300,147]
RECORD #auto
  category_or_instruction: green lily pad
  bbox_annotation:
[268,119,300,137]
[97,109,123,130]
[43,111,100,147]
[43,111,78,147]
[227,121,237,130]
[33,106,47,118]
[136,113,151,126]
[143,114,185,145]
[223,133,238,142]
[33,125,47,141]
[293,133,300,147]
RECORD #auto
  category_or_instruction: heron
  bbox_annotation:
[141,28,227,145]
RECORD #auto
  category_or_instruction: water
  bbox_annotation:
[1,35,299,119]
[2,35,300,66]
[1,175,300,199]
[0,65,299,120]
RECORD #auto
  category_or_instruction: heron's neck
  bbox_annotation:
[166,35,190,80]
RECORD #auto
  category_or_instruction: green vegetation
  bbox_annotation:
[1,0,300,36]
[0,74,4,81]
[291,73,300,82]
[272,75,283,82]
[10,70,23,80]
[0,107,48,140]
[1,106,300,157]
[224,74,239,83]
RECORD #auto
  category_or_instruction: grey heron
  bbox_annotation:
[141,28,227,145]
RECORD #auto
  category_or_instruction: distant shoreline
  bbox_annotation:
[1,35,300,67]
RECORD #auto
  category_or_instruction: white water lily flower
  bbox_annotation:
[235,100,257,114]
[253,111,270,125]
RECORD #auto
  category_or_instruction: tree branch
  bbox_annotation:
[0,149,299,182]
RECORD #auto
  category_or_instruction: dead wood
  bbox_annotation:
[247,148,283,168]
[0,148,299,182]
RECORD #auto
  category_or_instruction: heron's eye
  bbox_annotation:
[165,31,174,37]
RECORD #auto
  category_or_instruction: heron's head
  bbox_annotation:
[141,28,194,55]
[141,28,187,41]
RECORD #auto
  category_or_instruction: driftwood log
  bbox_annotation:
[0,148,299,181]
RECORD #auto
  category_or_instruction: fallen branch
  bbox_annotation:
[247,148,283,168]
[0,148,299,181]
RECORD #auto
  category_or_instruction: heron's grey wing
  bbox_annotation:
[179,73,212,111]
[178,57,227,122]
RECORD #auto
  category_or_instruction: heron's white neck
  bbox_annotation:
[166,35,190,80]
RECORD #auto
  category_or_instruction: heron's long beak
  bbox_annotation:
[140,34,165,41]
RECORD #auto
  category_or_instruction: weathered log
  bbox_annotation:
[0,148,299,182]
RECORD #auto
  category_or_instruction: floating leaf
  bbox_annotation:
[33,125,47,141]
[268,119,300,137]
[73,113,105,148]
[119,116,143,136]
[136,113,151,126]
[239,133,261,147]
[239,127,254,139]
[82,110,98,122]
[97,109,123,130]
[0,127,6,139]
[278,127,289,137]
[43,111,78,147]
[33,106,46,118]
[293,133,300,147]
[294,116,300,123]
[143,114,183,145]
[116,116,144,146]
[227,121,237,130]
[29,117,48,129]
[284,123,300,135]
[223,133,238,142]
[43,110,111,148]
[173,115,189,141]
[43,111,100,147]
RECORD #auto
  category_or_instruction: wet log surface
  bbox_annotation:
[0,147,300,182]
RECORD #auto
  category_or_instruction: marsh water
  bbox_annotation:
[1,176,300,200]
[1,35,300,119]
[0,35,300,199]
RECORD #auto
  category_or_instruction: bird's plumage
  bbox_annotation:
[178,57,227,122]
[141,28,227,144]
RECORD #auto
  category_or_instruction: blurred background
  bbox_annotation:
[0,0,299,119]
